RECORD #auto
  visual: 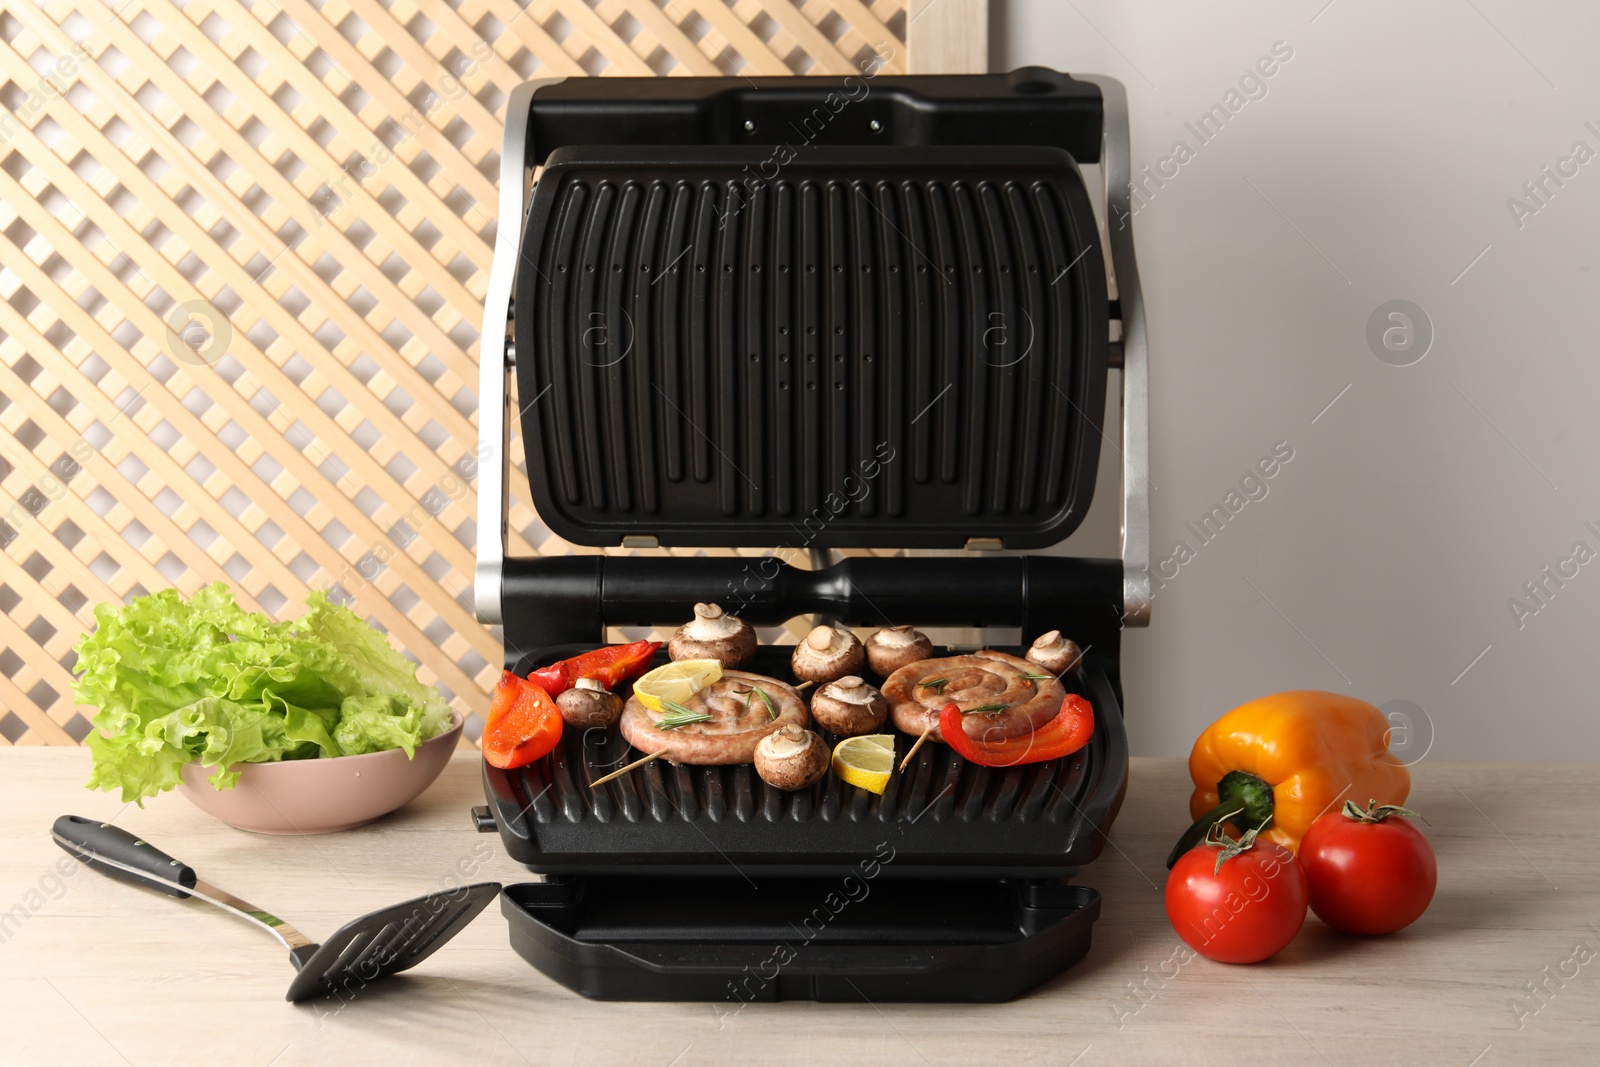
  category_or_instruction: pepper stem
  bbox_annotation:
[1165,801,1239,869]
[1164,770,1276,869]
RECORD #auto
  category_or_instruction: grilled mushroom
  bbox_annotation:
[669,602,757,669]
[754,723,829,790]
[865,625,933,677]
[810,676,889,737]
[1026,630,1084,676]
[790,624,864,685]
[556,677,623,728]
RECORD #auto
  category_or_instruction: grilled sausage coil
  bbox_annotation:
[882,650,1066,743]
[619,671,808,765]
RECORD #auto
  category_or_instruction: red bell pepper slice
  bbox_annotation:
[526,662,568,695]
[482,671,563,769]
[566,639,661,689]
[524,640,661,697]
[938,694,1095,768]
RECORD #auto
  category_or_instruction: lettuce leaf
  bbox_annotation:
[334,695,432,757]
[75,583,454,804]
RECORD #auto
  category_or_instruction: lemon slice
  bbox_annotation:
[631,659,723,713]
[832,734,896,794]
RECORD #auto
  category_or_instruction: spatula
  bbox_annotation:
[52,814,501,1002]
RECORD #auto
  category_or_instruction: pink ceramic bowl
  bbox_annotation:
[176,713,464,834]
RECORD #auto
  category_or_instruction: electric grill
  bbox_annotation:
[471,67,1151,1002]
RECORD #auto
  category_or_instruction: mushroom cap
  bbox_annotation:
[754,724,829,790]
[790,624,865,684]
[865,624,934,677]
[556,680,623,728]
[1026,630,1084,675]
[810,676,890,737]
[669,602,757,669]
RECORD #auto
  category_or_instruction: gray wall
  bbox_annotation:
[999,1,1600,759]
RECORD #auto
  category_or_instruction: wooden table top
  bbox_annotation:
[2,749,1595,1067]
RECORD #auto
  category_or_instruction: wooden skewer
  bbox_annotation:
[590,749,666,787]
[794,680,814,692]
[899,724,933,772]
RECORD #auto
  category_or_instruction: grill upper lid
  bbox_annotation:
[513,144,1109,550]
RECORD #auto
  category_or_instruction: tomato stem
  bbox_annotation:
[1204,815,1268,875]
[1342,798,1429,825]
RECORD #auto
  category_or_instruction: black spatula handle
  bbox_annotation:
[52,815,197,899]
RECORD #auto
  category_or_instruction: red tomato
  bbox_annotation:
[1165,836,1308,963]
[1299,803,1437,935]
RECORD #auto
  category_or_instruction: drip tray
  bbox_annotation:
[502,876,1100,1002]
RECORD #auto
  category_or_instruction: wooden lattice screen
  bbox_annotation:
[0,0,996,747]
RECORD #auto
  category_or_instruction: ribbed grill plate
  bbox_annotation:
[512,146,1109,549]
[482,649,1127,878]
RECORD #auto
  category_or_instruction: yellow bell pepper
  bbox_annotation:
[1167,690,1410,867]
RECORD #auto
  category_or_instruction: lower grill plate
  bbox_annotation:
[482,648,1128,879]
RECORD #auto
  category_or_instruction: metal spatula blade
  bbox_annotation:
[52,814,501,1002]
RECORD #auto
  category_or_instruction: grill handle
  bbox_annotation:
[501,554,1123,659]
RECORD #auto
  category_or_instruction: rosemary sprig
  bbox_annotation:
[734,685,779,720]
[655,699,713,729]
[918,678,949,693]
[960,703,1011,716]
[753,686,777,720]
[1020,671,1053,682]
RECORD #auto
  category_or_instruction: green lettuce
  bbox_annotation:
[75,583,454,804]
